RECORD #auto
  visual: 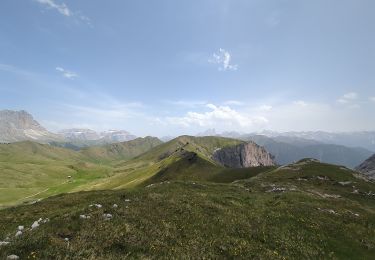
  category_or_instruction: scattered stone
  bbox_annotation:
[317,208,338,215]
[103,213,113,220]
[89,204,102,208]
[15,231,22,237]
[80,214,91,219]
[124,199,131,202]
[0,241,10,246]
[317,176,329,181]
[352,189,359,194]
[113,204,118,208]
[64,237,69,242]
[31,221,40,229]
[266,187,287,193]
[338,181,352,186]
[7,255,19,260]
[18,226,24,231]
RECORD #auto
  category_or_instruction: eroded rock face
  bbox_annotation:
[355,154,375,179]
[0,110,59,143]
[213,141,276,168]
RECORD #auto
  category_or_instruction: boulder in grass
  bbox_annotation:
[103,213,113,220]
[15,231,22,237]
[7,255,19,260]
[18,226,24,231]
[31,221,40,229]
[0,241,10,246]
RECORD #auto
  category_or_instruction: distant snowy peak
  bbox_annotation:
[100,130,137,142]
[60,129,136,142]
[59,129,101,141]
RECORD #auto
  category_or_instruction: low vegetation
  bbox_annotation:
[0,160,374,259]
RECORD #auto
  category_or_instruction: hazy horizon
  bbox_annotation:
[1,0,374,136]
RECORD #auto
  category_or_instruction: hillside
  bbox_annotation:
[0,160,374,259]
[0,141,113,208]
[0,138,164,208]
[78,136,247,190]
[80,137,163,164]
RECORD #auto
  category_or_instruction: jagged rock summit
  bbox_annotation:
[0,110,59,143]
[213,141,276,168]
[355,154,375,179]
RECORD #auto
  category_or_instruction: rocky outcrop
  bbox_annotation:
[355,154,375,179]
[213,141,276,168]
[0,110,60,143]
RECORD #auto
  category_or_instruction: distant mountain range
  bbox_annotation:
[59,129,136,142]
[219,129,375,152]
[197,129,373,168]
[1,110,373,168]
[0,110,136,146]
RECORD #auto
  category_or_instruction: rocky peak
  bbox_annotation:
[0,110,58,143]
[355,154,375,179]
[213,141,276,168]
[0,110,45,131]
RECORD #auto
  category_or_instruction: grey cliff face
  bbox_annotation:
[213,141,276,168]
[355,154,375,179]
[0,110,59,143]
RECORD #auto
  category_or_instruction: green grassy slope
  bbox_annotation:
[78,135,246,190]
[0,137,166,207]
[0,142,113,208]
[80,136,163,164]
[0,160,374,259]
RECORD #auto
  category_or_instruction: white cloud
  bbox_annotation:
[337,92,358,104]
[293,100,308,107]
[209,48,238,71]
[166,103,268,130]
[56,67,78,79]
[369,97,375,102]
[258,105,273,111]
[34,0,91,25]
[35,0,71,16]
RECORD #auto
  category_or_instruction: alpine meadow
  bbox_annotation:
[1,1,375,259]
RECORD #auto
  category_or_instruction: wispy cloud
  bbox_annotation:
[165,100,207,108]
[35,0,71,16]
[293,100,308,107]
[337,92,358,104]
[258,105,273,112]
[369,97,375,102]
[223,100,244,106]
[56,67,78,79]
[34,0,91,25]
[209,48,238,71]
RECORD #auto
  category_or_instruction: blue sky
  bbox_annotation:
[0,0,374,136]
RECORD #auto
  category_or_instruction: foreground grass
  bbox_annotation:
[1,175,374,259]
